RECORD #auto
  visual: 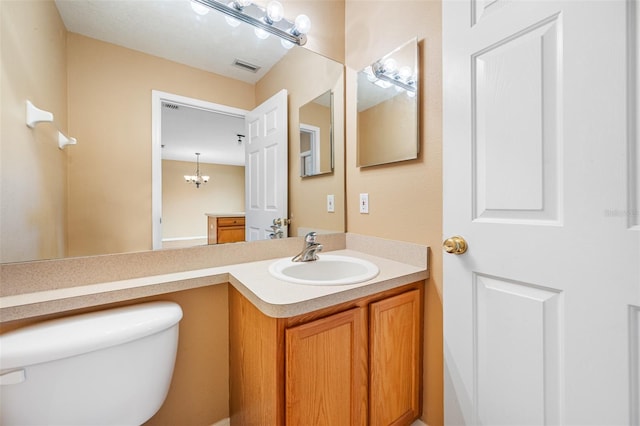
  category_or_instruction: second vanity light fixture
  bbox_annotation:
[368,59,417,96]
[191,0,311,48]
[184,153,210,188]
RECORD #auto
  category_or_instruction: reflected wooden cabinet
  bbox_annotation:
[229,282,423,426]
[207,216,245,244]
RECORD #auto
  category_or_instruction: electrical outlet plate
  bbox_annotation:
[327,194,335,212]
[359,193,369,214]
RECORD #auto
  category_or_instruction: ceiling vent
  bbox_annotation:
[232,59,261,73]
[163,102,179,110]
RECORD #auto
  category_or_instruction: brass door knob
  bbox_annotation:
[443,236,468,255]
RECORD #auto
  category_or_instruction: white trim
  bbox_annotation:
[151,90,249,250]
[161,236,207,242]
[299,122,321,176]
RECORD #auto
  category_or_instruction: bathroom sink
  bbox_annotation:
[268,255,379,286]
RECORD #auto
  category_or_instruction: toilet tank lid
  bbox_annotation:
[0,302,183,370]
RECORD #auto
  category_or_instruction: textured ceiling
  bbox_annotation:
[161,103,246,165]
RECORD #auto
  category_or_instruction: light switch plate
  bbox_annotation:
[359,193,369,214]
[327,194,335,212]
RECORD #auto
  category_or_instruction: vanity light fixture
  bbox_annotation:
[371,60,417,94]
[184,153,210,188]
[191,0,310,46]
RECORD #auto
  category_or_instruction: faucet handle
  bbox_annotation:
[304,231,317,243]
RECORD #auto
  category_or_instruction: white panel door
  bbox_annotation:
[443,1,640,425]
[245,89,288,241]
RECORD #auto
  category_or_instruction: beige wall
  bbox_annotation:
[358,93,418,166]
[66,33,255,257]
[162,160,244,239]
[345,1,443,424]
[0,0,68,263]
[257,47,346,236]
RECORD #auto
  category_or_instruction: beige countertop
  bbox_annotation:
[227,249,426,317]
[0,234,428,322]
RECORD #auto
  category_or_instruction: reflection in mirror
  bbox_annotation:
[160,97,246,250]
[299,90,333,177]
[0,0,345,264]
[357,38,419,167]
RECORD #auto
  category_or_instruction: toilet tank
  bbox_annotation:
[0,301,183,426]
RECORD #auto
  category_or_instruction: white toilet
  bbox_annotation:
[0,301,183,425]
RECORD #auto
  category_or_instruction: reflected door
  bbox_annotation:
[443,1,639,424]
[245,89,288,241]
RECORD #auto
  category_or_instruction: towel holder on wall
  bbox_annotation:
[26,100,77,149]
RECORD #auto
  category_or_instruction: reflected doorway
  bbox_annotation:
[151,91,248,250]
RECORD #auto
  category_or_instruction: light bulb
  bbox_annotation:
[293,14,311,35]
[255,27,270,39]
[203,176,210,182]
[398,66,412,81]
[364,67,378,82]
[225,2,241,26]
[395,85,404,93]
[383,58,397,74]
[234,0,252,8]
[281,38,294,49]
[190,1,210,15]
[407,90,416,98]
[266,1,284,23]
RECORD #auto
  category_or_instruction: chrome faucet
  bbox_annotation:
[292,232,323,262]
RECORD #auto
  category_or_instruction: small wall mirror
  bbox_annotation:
[299,90,333,177]
[357,38,419,167]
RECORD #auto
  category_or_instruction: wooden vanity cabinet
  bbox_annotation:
[229,281,423,426]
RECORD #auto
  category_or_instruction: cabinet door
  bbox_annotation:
[285,307,367,426]
[369,289,422,425]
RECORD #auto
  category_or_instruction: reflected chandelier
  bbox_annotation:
[184,153,210,188]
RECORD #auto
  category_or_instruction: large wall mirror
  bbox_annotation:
[357,38,419,167]
[0,0,345,263]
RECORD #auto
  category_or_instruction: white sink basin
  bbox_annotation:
[268,255,379,286]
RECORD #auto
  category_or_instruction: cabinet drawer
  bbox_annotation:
[218,227,245,244]
[218,217,245,227]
